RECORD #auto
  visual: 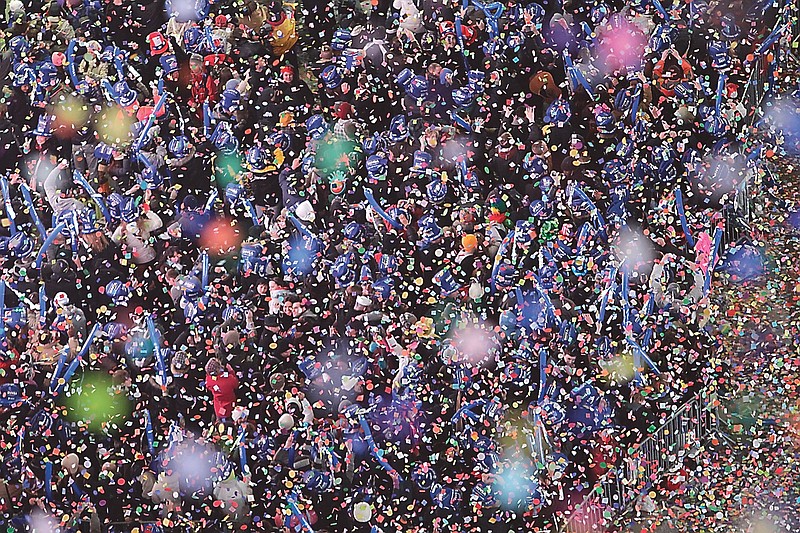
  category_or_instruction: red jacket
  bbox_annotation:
[205,369,239,419]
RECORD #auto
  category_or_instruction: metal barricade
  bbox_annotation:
[560,390,719,533]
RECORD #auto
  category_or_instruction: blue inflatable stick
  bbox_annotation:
[34,222,67,269]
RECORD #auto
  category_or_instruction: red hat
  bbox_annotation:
[280,65,294,75]
[214,14,228,26]
[203,54,228,66]
[333,101,353,120]
[147,31,169,55]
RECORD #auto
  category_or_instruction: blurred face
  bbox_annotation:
[282,70,294,84]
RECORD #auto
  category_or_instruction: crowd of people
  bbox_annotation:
[0,0,791,530]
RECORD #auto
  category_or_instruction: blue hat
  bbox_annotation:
[523,153,548,176]
[426,178,447,204]
[595,109,616,135]
[2,308,26,331]
[245,145,269,173]
[105,279,130,304]
[673,81,697,102]
[406,76,429,100]
[77,208,101,234]
[506,31,524,51]
[298,356,323,380]
[94,142,115,163]
[331,28,352,51]
[114,80,138,107]
[720,13,740,40]
[31,114,54,137]
[433,267,462,296]
[539,173,555,194]
[305,114,328,140]
[544,98,571,127]
[703,113,730,137]
[417,214,443,246]
[12,63,36,88]
[304,469,334,492]
[268,131,291,152]
[343,221,363,241]
[615,138,634,160]
[529,199,551,218]
[320,65,342,89]
[362,133,386,156]
[467,70,485,90]
[396,68,414,90]
[439,68,454,86]
[9,36,30,59]
[211,123,239,154]
[37,61,59,87]
[8,232,34,259]
[0,383,23,408]
[225,182,244,204]
[120,196,139,223]
[495,262,517,290]
[388,115,409,142]
[690,0,708,19]
[366,154,388,182]
[452,86,475,108]
[180,276,203,299]
[411,463,437,490]
[169,135,190,158]
[614,86,635,112]
[160,54,179,75]
[708,41,730,70]
[220,89,241,113]
[105,193,124,220]
[183,27,202,52]
[239,243,264,273]
[103,322,129,340]
[300,155,316,177]
[373,277,394,299]
[140,166,163,189]
[523,3,546,26]
[378,253,397,274]
[358,264,373,282]
[649,24,674,53]
[222,304,244,323]
[332,253,356,287]
[431,484,462,510]
[413,150,432,170]
[386,206,410,226]
[602,159,627,186]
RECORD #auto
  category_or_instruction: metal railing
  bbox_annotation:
[560,389,719,533]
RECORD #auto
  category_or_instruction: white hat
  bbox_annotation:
[294,200,315,222]
[353,501,373,522]
[278,413,295,430]
[54,292,69,307]
[355,295,372,308]
[8,0,24,14]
